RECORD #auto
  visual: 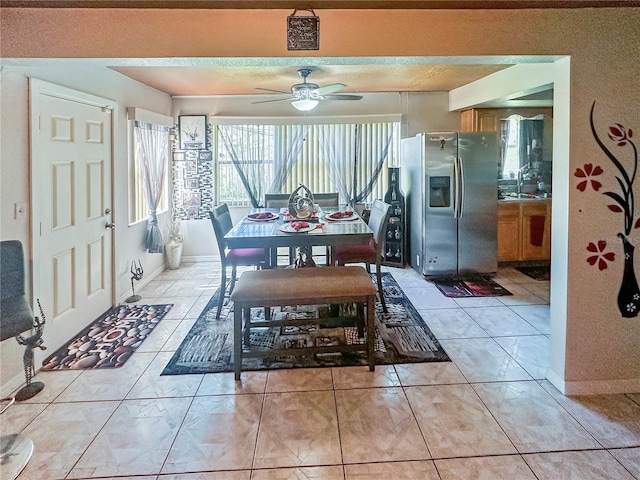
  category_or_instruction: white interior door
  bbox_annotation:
[30,79,115,352]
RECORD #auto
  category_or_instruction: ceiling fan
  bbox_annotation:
[253,68,363,111]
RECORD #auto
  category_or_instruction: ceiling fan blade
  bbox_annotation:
[323,94,363,101]
[315,83,345,95]
[252,97,293,104]
[255,87,290,94]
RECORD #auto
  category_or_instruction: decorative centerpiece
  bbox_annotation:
[288,184,316,220]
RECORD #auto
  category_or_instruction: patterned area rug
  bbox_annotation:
[41,304,173,370]
[515,266,551,281]
[161,273,449,375]
[431,276,512,298]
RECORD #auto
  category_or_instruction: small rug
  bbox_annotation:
[515,265,551,281]
[161,273,449,375]
[41,304,173,370]
[431,276,512,298]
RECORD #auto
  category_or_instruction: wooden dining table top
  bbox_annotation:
[224,207,373,250]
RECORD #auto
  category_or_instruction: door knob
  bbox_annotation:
[105,222,115,230]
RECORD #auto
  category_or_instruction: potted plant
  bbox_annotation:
[165,216,183,270]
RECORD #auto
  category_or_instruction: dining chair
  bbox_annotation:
[209,204,271,319]
[264,192,339,265]
[333,199,391,312]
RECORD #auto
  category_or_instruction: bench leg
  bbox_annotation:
[243,307,251,346]
[234,304,243,380]
[367,296,375,371]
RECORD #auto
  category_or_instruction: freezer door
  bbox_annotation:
[423,133,458,276]
[457,132,498,275]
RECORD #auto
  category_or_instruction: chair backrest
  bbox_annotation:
[209,204,234,257]
[265,192,339,208]
[367,200,391,250]
[264,193,290,209]
[313,192,339,207]
[0,240,35,341]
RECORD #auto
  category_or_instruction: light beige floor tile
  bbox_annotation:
[138,280,174,298]
[265,367,333,392]
[436,455,537,480]
[127,351,203,399]
[417,308,489,339]
[394,361,467,386]
[96,476,158,480]
[160,473,250,480]
[254,391,341,469]
[524,450,636,480]
[17,369,82,403]
[332,365,400,389]
[464,306,542,336]
[17,401,119,480]
[521,282,551,303]
[166,277,216,297]
[55,351,156,402]
[137,319,182,352]
[198,371,268,395]
[473,381,601,453]
[251,465,345,480]
[510,304,551,334]
[162,317,199,351]
[540,380,640,448]
[162,394,263,472]
[344,460,439,479]
[70,397,192,478]
[628,392,640,406]
[160,295,202,320]
[452,296,505,308]
[495,335,550,379]
[186,295,216,319]
[402,287,459,309]
[405,384,517,458]
[336,387,430,463]
[0,401,47,433]
[439,338,532,383]
[609,447,640,477]
[496,283,548,306]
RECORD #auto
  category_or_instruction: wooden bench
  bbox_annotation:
[230,266,377,379]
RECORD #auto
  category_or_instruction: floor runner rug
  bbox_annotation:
[515,265,551,281]
[431,276,512,298]
[41,304,173,370]
[161,273,449,375]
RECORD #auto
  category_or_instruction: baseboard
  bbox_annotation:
[0,371,27,400]
[547,369,640,395]
[182,255,218,263]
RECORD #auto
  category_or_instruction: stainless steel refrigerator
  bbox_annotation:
[401,132,498,276]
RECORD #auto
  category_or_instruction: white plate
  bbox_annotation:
[246,212,279,222]
[279,223,316,233]
[325,212,358,222]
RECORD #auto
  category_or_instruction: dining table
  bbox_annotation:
[224,207,373,260]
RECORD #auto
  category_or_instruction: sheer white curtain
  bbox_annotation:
[133,121,169,253]
[268,124,310,196]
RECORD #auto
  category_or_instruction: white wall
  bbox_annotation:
[0,64,172,395]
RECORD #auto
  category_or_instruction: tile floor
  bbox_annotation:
[4,262,640,479]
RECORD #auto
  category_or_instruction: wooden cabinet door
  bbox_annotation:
[477,110,499,132]
[497,203,520,261]
[521,202,551,260]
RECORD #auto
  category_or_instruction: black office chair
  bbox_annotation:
[333,199,391,312]
[209,204,271,319]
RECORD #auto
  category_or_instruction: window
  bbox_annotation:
[213,121,400,207]
[127,109,172,225]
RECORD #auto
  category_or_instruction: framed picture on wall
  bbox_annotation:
[178,115,207,150]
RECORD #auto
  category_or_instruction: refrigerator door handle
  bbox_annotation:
[458,156,465,218]
[453,156,460,219]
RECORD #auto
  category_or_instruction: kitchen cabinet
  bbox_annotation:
[498,199,551,262]
[460,107,553,132]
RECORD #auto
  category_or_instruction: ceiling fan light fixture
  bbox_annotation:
[291,99,319,111]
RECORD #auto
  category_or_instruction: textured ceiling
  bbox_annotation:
[110,64,513,97]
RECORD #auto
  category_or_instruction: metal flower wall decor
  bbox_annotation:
[581,101,639,317]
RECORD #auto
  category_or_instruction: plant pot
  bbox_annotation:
[165,240,183,270]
